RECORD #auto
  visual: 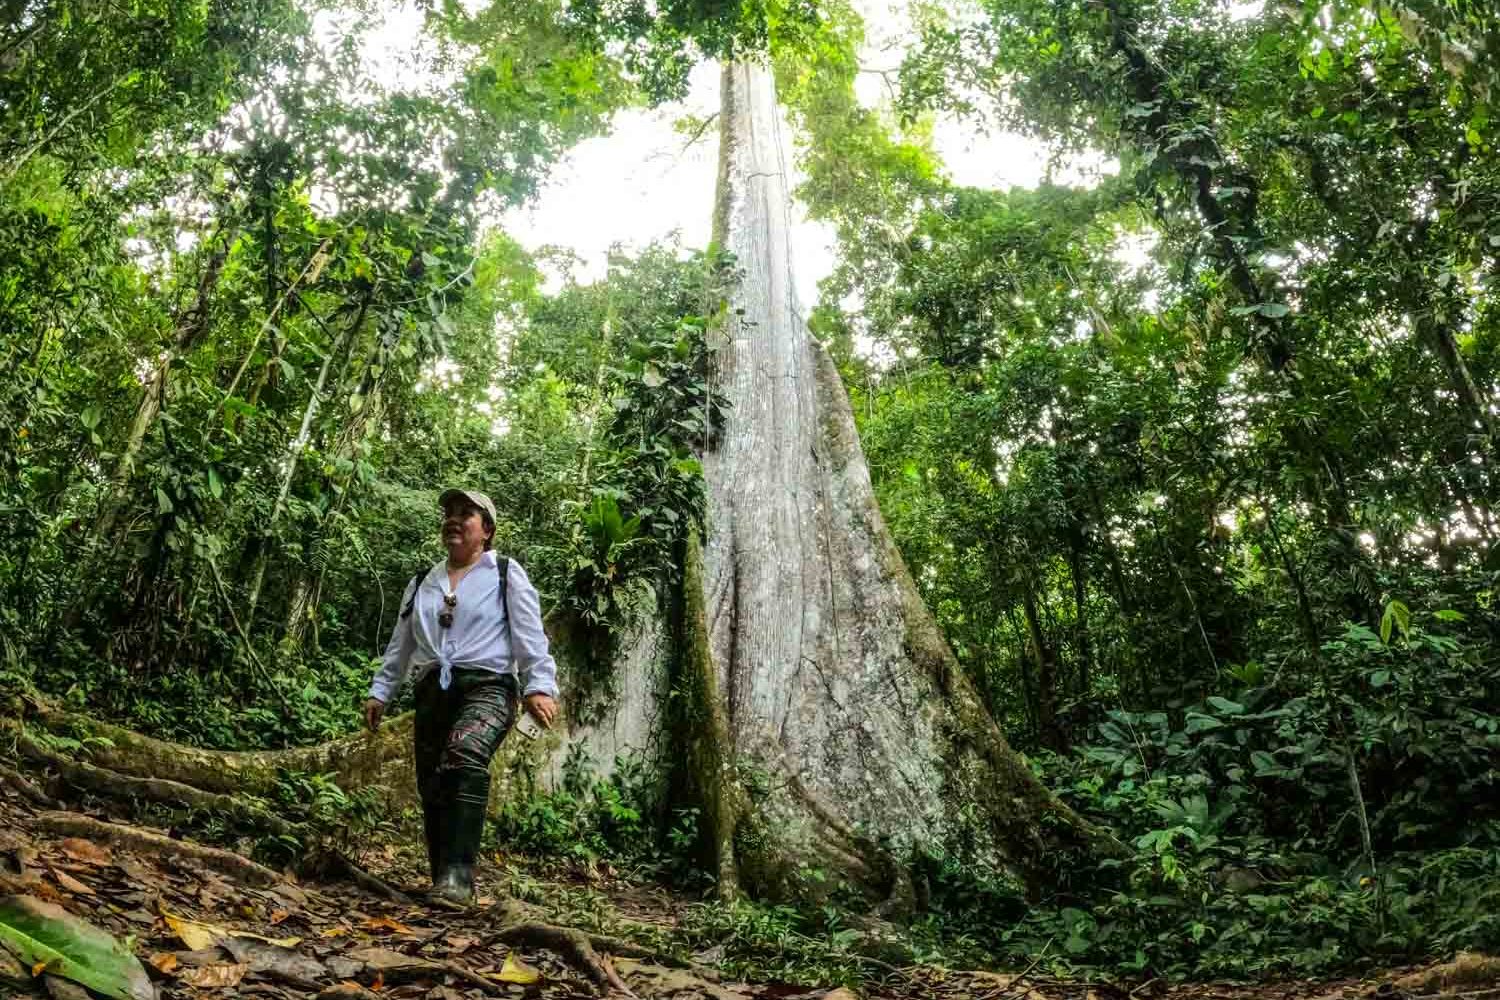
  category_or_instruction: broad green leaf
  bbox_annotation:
[1250,750,1280,775]
[0,895,153,1000]
[1207,696,1245,715]
[1184,712,1225,734]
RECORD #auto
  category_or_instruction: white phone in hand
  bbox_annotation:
[515,711,543,741]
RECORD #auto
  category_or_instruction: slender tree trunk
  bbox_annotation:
[1021,583,1063,751]
[242,293,370,622]
[93,230,235,545]
[1066,520,1092,703]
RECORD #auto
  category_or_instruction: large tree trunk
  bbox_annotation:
[671,61,1109,903]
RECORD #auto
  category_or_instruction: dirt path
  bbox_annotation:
[0,789,1470,1000]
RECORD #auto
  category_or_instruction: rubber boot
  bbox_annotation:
[433,771,489,905]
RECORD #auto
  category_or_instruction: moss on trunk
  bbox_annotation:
[665,530,745,897]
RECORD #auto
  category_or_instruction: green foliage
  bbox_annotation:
[0,896,152,1000]
[490,748,681,874]
[906,615,1500,977]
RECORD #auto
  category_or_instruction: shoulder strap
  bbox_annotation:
[496,556,510,616]
[399,564,433,620]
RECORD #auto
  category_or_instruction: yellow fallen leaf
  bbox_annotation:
[31,959,50,977]
[362,916,413,935]
[492,951,541,985]
[162,910,301,950]
[322,926,351,938]
[147,952,179,974]
[163,912,219,951]
[269,910,290,925]
[371,971,384,991]
[230,929,301,948]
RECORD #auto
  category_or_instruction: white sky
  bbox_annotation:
[354,0,1137,308]
[488,1,1114,307]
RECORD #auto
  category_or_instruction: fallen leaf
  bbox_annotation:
[50,870,94,896]
[344,947,429,972]
[318,985,378,1000]
[43,973,92,1000]
[147,952,179,974]
[492,951,541,985]
[162,910,300,950]
[0,895,154,1000]
[269,909,290,925]
[115,860,152,883]
[58,840,111,866]
[371,971,384,991]
[326,956,363,979]
[361,916,413,935]
[219,936,326,982]
[162,912,219,951]
[179,962,247,988]
[445,935,476,955]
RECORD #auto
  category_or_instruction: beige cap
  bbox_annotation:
[438,488,496,525]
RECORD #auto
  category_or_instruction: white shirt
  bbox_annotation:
[369,551,559,703]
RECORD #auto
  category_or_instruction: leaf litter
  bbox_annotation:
[0,790,1485,1000]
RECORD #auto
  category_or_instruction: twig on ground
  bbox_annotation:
[376,959,504,996]
[324,851,413,904]
[33,811,282,886]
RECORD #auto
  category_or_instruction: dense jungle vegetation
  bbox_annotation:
[2,0,1499,986]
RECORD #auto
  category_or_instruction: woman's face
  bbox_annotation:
[441,502,491,555]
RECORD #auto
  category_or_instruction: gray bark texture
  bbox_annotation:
[672,62,1110,900]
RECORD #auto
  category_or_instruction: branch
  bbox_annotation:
[2,73,132,182]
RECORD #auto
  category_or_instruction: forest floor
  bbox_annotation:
[0,785,1473,1000]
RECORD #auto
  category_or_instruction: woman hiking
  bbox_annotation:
[363,488,559,904]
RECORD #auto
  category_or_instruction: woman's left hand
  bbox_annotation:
[524,693,558,728]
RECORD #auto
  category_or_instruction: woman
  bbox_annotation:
[364,488,559,904]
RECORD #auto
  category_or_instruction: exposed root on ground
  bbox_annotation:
[481,899,654,994]
[32,811,283,886]
[16,732,299,836]
[0,760,56,808]
[15,692,415,797]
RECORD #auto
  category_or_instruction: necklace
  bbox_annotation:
[440,557,481,628]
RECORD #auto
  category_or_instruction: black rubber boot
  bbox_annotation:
[433,771,489,905]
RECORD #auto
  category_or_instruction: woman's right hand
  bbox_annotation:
[364,698,386,732]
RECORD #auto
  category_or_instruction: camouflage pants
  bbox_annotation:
[413,669,516,874]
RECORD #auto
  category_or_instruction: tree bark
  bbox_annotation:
[659,61,1111,901]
